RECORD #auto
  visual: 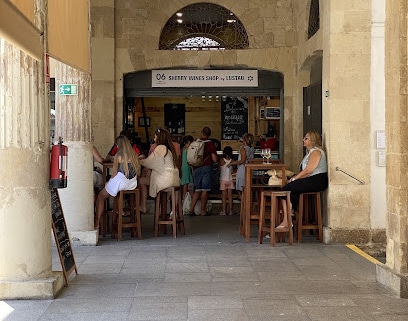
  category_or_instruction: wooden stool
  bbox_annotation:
[111,188,142,241]
[297,192,323,243]
[154,186,185,238]
[100,198,113,237]
[258,191,293,246]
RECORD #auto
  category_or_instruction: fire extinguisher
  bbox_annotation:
[50,137,68,188]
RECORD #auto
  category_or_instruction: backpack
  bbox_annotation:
[187,139,211,166]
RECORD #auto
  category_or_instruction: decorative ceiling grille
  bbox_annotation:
[308,0,320,39]
[159,2,249,50]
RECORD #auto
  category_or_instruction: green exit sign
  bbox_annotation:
[59,84,78,95]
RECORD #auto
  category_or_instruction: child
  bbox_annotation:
[180,135,194,199]
[219,146,235,215]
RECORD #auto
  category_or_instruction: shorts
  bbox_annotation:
[193,166,213,192]
[220,180,235,190]
[105,172,137,197]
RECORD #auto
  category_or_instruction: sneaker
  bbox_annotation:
[219,210,227,216]
[229,210,236,216]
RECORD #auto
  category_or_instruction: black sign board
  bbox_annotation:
[51,189,77,286]
[221,97,248,140]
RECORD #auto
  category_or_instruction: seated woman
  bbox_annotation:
[94,135,141,229]
[139,128,180,213]
[278,130,328,228]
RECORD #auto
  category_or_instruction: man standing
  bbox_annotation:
[189,126,218,215]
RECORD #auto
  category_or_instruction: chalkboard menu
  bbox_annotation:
[51,189,77,286]
[221,97,248,140]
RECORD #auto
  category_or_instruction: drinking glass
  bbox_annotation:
[261,149,266,164]
[264,148,271,164]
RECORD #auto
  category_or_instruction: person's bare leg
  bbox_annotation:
[189,190,201,214]
[182,184,188,199]
[139,177,148,213]
[200,191,208,215]
[227,188,234,214]
[276,198,288,228]
[221,189,227,214]
[95,188,109,229]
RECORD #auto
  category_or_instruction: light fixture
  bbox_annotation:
[215,95,219,102]
[177,19,183,23]
[176,12,183,17]
[208,95,212,102]
[202,95,205,101]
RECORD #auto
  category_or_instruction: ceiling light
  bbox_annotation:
[177,19,183,23]
[176,12,183,17]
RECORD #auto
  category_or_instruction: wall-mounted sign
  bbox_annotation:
[152,70,258,87]
[59,84,78,95]
[221,97,248,140]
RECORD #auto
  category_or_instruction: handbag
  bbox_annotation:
[183,192,192,215]
[268,169,283,186]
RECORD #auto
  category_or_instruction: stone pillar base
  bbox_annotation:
[0,272,64,299]
[71,229,99,246]
[376,264,408,298]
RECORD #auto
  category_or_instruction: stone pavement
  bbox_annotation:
[2,214,408,321]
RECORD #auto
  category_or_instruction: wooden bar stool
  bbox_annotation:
[111,188,142,241]
[258,190,293,246]
[154,186,185,238]
[257,191,292,246]
[100,198,114,237]
[297,192,323,243]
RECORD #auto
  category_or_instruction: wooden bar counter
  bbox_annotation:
[241,162,287,242]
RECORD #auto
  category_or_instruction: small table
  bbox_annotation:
[242,163,287,242]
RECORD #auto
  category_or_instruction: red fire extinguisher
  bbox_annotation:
[50,137,68,188]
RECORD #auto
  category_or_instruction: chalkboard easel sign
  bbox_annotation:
[51,188,77,286]
[221,97,248,140]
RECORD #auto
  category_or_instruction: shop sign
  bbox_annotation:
[152,70,258,87]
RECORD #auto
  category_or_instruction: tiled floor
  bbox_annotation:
[2,213,408,321]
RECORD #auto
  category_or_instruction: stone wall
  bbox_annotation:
[90,0,385,246]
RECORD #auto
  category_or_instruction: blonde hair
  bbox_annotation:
[242,133,254,147]
[306,130,323,149]
[115,135,141,177]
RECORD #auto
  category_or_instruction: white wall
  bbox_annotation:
[370,0,386,228]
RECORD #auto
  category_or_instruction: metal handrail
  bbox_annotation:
[335,167,365,185]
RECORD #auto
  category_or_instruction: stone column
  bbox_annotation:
[0,39,64,299]
[53,61,98,245]
[376,0,408,298]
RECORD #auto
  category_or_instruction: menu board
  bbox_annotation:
[221,97,248,140]
[51,189,77,286]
